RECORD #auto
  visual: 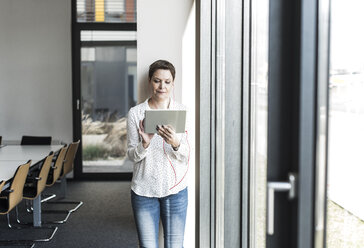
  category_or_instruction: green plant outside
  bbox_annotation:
[83,144,109,161]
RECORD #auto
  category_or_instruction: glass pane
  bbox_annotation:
[77,0,136,23]
[81,44,137,173]
[327,0,364,246]
[250,0,269,247]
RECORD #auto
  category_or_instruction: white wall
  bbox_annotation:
[0,0,72,143]
[137,0,194,103]
[137,0,196,247]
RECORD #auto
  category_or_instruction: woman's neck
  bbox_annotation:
[148,97,170,109]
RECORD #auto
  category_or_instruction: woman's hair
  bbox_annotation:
[148,60,176,81]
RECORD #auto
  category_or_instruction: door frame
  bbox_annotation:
[196,0,331,246]
[197,0,245,247]
[266,0,331,247]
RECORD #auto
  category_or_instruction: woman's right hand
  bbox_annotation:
[139,119,154,148]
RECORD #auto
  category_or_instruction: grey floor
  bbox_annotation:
[0,181,138,248]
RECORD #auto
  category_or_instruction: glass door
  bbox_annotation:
[326,0,364,246]
[72,0,137,179]
[80,31,136,174]
[248,0,331,247]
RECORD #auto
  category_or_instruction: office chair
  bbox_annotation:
[38,145,73,224]
[37,145,69,205]
[0,161,35,247]
[21,136,52,145]
[20,136,55,207]
[15,153,58,242]
[59,140,80,181]
[42,140,83,223]
[46,145,68,188]
[0,161,30,227]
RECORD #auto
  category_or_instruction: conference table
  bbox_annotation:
[0,145,63,227]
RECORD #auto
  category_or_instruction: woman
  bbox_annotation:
[127,60,189,248]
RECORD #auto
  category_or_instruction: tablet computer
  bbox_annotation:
[144,109,187,134]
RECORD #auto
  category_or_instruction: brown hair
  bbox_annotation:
[148,60,176,81]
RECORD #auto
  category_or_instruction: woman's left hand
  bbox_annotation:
[157,125,180,149]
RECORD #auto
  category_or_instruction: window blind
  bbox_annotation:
[81,30,137,41]
[77,0,136,23]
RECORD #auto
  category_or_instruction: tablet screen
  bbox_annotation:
[144,110,186,133]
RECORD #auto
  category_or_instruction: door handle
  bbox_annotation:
[267,172,297,235]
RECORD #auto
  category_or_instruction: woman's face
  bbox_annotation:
[149,69,174,101]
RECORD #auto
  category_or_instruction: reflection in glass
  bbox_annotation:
[81,45,136,173]
[327,0,364,246]
[250,0,269,247]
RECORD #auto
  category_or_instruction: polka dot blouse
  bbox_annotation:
[127,98,189,197]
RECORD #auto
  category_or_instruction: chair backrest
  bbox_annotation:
[61,140,80,177]
[8,161,31,212]
[0,136,2,145]
[0,181,5,192]
[21,135,52,145]
[47,146,68,186]
[34,152,54,197]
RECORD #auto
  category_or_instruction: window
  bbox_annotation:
[326,0,364,246]
[249,0,269,246]
[73,0,137,178]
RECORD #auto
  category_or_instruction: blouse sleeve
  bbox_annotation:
[168,131,190,164]
[127,110,148,163]
[166,104,190,164]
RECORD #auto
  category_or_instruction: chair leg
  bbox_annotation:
[7,213,22,229]
[23,200,31,213]
[16,197,83,225]
[32,178,82,224]
[15,206,58,242]
[41,200,83,224]
[0,241,35,247]
[44,200,83,212]
[1,210,58,244]
[16,205,33,226]
[41,193,56,203]
[41,177,83,223]
[25,193,56,211]
[40,209,72,224]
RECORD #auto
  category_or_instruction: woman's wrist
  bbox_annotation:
[172,141,180,151]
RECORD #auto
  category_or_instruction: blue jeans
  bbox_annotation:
[131,188,188,248]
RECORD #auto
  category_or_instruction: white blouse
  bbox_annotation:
[127,98,190,197]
